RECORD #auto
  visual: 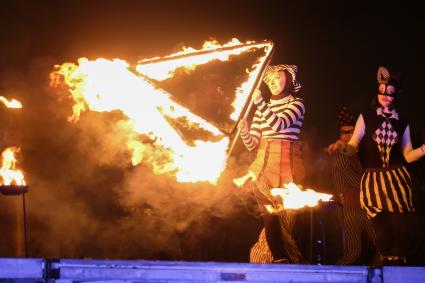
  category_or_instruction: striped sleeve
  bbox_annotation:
[254,97,305,132]
[240,109,262,151]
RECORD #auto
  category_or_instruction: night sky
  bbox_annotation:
[2,0,425,142]
[1,0,424,262]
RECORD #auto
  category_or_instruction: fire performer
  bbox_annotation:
[238,65,307,264]
[327,106,378,265]
[329,67,425,265]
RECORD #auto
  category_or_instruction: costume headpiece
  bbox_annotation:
[377,66,401,97]
[337,105,355,128]
[263,64,302,93]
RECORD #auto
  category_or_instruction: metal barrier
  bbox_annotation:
[2,258,425,283]
[0,258,44,282]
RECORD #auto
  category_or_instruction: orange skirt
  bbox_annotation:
[249,139,305,188]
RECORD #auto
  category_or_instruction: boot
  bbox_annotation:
[382,255,407,266]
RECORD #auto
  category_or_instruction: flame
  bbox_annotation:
[0,96,23,108]
[137,38,251,81]
[54,39,273,184]
[56,58,228,183]
[136,39,273,121]
[0,147,26,186]
[232,171,257,187]
[265,183,333,213]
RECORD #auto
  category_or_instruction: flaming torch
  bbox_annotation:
[0,146,29,258]
[265,183,333,213]
[0,96,28,257]
[0,146,28,195]
[0,95,27,194]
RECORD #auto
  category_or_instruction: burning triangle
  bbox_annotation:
[53,39,274,183]
[136,40,274,135]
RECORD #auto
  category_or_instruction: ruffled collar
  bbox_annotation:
[376,107,399,120]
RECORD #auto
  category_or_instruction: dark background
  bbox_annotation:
[0,0,424,263]
[2,0,424,143]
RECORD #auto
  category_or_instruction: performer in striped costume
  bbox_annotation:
[328,106,378,265]
[238,64,307,264]
[329,67,425,265]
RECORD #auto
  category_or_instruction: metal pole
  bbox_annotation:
[22,192,28,257]
[138,41,274,65]
[226,44,275,157]
[309,207,313,263]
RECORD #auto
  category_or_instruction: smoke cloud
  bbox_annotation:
[0,57,261,260]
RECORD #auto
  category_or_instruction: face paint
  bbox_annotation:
[265,71,286,95]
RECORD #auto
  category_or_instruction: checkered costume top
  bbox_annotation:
[357,108,408,168]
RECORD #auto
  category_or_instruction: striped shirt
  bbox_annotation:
[241,93,305,151]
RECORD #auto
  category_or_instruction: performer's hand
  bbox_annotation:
[338,193,345,206]
[238,119,249,135]
[327,140,344,154]
[252,89,263,103]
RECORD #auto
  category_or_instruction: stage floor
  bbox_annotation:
[1,258,425,283]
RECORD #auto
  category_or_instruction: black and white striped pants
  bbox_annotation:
[337,206,378,265]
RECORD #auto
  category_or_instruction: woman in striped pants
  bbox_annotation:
[329,67,425,265]
[328,106,378,265]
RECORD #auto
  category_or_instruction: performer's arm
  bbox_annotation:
[239,111,261,151]
[401,125,425,163]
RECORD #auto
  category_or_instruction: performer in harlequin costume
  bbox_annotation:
[238,64,307,264]
[328,105,379,265]
[329,66,425,265]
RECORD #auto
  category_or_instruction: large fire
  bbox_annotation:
[265,183,333,213]
[53,39,273,184]
[136,39,273,121]
[0,96,23,109]
[0,147,26,186]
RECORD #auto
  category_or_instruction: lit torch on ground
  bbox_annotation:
[0,95,27,194]
[0,146,28,193]
[0,97,29,257]
[0,146,29,258]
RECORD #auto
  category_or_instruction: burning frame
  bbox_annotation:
[51,39,275,184]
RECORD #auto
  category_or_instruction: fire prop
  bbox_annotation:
[0,95,26,194]
[265,183,333,213]
[53,39,274,184]
[0,96,23,109]
[0,147,28,195]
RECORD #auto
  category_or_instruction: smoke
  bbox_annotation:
[0,56,260,260]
